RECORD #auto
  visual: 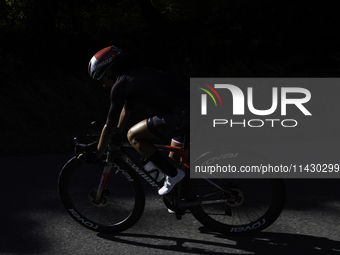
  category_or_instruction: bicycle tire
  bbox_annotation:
[187,178,285,235]
[58,157,145,233]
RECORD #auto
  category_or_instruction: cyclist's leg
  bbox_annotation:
[127,119,159,158]
[127,119,178,177]
[127,113,188,195]
[145,112,189,171]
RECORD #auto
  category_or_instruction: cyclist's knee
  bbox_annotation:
[127,120,158,145]
[127,128,136,144]
[127,126,144,145]
[127,121,143,143]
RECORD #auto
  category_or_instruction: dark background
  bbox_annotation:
[1,0,340,155]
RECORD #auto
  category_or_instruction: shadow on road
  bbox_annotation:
[98,230,340,255]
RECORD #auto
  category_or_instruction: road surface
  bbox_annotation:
[1,154,340,255]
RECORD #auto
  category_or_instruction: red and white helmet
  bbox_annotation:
[88,45,122,80]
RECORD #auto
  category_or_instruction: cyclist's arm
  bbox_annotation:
[116,107,132,134]
[96,125,116,159]
[95,107,131,159]
[96,80,130,159]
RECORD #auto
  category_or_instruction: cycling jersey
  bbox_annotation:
[106,67,189,138]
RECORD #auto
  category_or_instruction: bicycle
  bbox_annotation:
[58,125,285,235]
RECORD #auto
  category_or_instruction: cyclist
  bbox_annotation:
[82,45,189,195]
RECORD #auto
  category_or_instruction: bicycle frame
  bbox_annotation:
[91,141,188,202]
[92,140,237,209]
[120,142,190,186]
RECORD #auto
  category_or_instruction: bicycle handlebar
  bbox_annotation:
[73,132,127,155]
[74,138,98,155]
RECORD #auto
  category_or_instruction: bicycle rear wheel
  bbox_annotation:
[58,157,145,233]
[187,178,285,235]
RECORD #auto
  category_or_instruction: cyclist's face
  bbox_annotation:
[102,75,114,89]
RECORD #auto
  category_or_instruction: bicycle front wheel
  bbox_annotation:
[187,178,285,235]
[58,157,145,233]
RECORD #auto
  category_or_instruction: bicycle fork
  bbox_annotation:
[94,160,113,202]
